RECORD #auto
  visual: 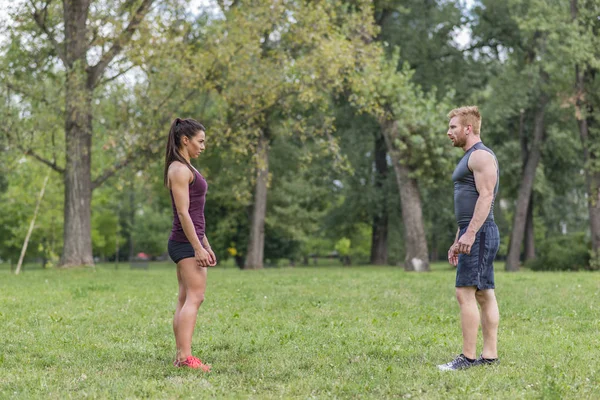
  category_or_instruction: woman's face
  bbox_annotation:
[184,130,206,158]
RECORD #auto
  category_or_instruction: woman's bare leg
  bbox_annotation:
[174,258,207,361]
[173,266,186,359]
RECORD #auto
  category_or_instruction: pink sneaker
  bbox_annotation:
[174,356,211,372]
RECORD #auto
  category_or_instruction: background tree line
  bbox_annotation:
[0,0,598,271]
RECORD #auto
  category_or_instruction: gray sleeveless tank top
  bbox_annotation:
[452,142,499,227]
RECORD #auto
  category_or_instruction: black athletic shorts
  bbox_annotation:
[168,240,195,264]
[455,221,500,290]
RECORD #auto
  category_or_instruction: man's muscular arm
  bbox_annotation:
[456,150,497,255]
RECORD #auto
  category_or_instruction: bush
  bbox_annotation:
[589,250,600,271]
[525,232,591,271]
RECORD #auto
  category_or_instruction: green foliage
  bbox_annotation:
[468,0,596,261]
[334,237,351,256]
[131,209,171,257]
[0,154,63,264]
[349,223,372,262]
[303,235,336,258]
[350,48,456,184]
[375,0,471,99]
[1,0,599,268]
[333,224,371,265]
[91,211,122,259]
[206,0,377,161]
[525,232,591,271]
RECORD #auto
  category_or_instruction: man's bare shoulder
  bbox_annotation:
[468,149,496,171]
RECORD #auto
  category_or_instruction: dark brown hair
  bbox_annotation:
[163,117,206,186]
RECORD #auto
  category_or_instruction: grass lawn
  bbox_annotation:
[1,261,599,399]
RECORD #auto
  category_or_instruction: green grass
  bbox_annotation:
[1,262,599,399]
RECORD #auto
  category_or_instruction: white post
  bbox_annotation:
[15,175,50,275]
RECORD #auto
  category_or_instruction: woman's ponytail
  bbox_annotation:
[163,118,206,187]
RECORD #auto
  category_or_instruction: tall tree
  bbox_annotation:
[351,53,454,271]
[370,130,389,265]
[374,0,468,96]
[570,0,600,257]
[62,0,155,266]
[1,0,212,266]
[470,0,553,271]
[367,0,467,268]
[209,0,376,269]
[2,0,154,266]
[328,102,399,265]
[505,90,548,271]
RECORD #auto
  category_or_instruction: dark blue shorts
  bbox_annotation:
[168,240,195,264]
[456,221,500,290]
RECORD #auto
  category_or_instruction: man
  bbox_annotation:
[438,106,500,371]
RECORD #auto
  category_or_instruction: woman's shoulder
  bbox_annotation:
[168,162,193,182]
[169,161,190,173]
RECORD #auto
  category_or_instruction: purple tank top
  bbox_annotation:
[169,168,208,243]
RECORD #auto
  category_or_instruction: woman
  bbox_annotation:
[164,117,217,370]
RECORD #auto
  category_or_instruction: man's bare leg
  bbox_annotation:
[456,286,479,360]
[476,289,499,359]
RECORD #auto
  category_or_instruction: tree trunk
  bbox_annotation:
[572,0,600,259]
[60,0,94,267]
[519,110,536,262]
[128,177,135,260]
[505,94,548,271]
[576,107,600,253]
[244,130,269,270]
[381,120,429,271]
[524,195,535,261]
[234,255,244,269]
[585,159,600,256]
[61,75,94,267]
[574,60,600,253]
[430,231,439,261]
[370,131,388,265]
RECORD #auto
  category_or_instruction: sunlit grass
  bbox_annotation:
[1,262,598,399]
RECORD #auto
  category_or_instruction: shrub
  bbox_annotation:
[525,232,591,271]
[589,249,600,271]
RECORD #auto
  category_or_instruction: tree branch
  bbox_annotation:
[22,147,65,174]
[91,156,133,190]
[216,0,239,13]
[91,127,165,190]
[3,82,64,115]
[375,8,393,28]
[91,89,198,190]
[87,0,155,88]
[2,123,64,174]
[5,134,63,174]
[30,0,67,66]
[4,81,50,106]
[97,63,138,87]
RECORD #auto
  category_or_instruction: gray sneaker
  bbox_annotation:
[475,355,499,366]
[437,354,477,371]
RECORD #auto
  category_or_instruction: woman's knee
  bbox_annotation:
[186,292,205,307]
